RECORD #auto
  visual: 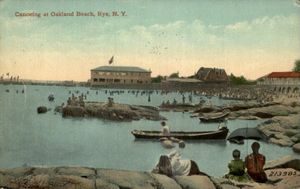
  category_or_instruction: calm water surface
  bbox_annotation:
[0,84,298,177]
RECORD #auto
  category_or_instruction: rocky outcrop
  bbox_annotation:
[159,103,197,112]
[293,143,300,153]
[228,104,298,120]
[192,102,297,120]
[1,162,300,189]
[257,114,300,147]
[37,106,48,114]
[0,167,216,189]
[264,155,300,171]
[62,102,166,121]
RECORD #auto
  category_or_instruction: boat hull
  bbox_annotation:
[131,128,228,140]
[199,112,229,123]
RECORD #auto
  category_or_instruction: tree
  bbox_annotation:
[293,60,300,72]
[169,72,179,78]
[151,75,164,83]
[229,74,256,85]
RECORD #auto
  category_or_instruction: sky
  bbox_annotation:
[0,0,300,81]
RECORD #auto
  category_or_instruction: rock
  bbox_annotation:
[257,114,300,147]
[96,178,120,189]
[49,175,94,189]
[284,129,299,137]
[269,138,294,147]
[37,106,47,114]
[32,167,56,176]
[253,112,274,118]
[174,175,216,189]
[0,173,18,188]
[291,134,300,143]
[265,155,300,171]
[195,106,218,113]
[62,102,165,121]
[264,168,300,189]
[0,174,94,189]
[54,106,63,113]
[63,105,86,117]
[97,169,157,189]
[151,173,181,189]
[54,166,95,179]
[292,143,300,153]
[17,174,50,189]
[0,167,35,177]
[237,116,258,120]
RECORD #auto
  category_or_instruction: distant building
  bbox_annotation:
[90,66,151,86]
[258,72,300,93]
[161,78,203,90]
[258,72,300,85]
[195,67,228,82]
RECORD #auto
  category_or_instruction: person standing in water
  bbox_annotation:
[161,121,170,136]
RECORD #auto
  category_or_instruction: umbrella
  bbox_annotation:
[227,128,268,141]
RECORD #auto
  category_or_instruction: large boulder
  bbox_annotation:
[62,106,86,117]
[151,173,182,189]
[264,168,300,189]
[37,106,47,114]
[54,166,95,179]
[0,172,94,189]
[291,134,300,143]
[174,175,216,189]
[264,156,300,171]
[292,143,300,153]
[97,169,157,189]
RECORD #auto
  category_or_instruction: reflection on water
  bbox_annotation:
[0,84,299,177]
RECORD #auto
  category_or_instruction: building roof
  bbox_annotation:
[91,66,151,73]
[196,67,227,80]
[267,72,300,78]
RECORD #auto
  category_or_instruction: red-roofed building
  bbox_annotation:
[267,72,300,78]
[258,71,300,93]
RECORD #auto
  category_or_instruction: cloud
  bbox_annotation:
[0,13,299,80]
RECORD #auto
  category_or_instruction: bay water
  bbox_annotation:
[0,84,298,177]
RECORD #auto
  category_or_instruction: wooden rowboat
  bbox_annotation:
[199,111,229,123]
[131,127,229,140]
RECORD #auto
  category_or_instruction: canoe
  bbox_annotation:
[199,111,229,123]
[131,127,229,140]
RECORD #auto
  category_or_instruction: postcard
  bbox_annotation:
[0,0,300,188]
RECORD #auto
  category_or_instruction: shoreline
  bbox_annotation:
[0,155,299,189]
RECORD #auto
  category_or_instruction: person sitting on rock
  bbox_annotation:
[224,149,249,182]
[107,97,114,107]
[245,142,267,183]
[67,97,71,105]
[153,143,202,177]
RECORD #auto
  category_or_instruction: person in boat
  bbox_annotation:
[161,121,170,136]
[245,142,267,183]
[153,142,202,177]
[224,149,249,182]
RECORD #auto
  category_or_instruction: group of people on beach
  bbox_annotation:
[153,121,268,184]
